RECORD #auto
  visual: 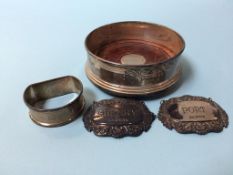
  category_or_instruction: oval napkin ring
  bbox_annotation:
[23,76,85,127]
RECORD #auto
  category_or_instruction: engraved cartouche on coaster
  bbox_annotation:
[83,98,155,138]
[158,95,228,134]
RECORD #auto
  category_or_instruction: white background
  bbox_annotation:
[0,0,233,174]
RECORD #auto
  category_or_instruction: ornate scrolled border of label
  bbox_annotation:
[158,95,228,134]
[83,98,155,138]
